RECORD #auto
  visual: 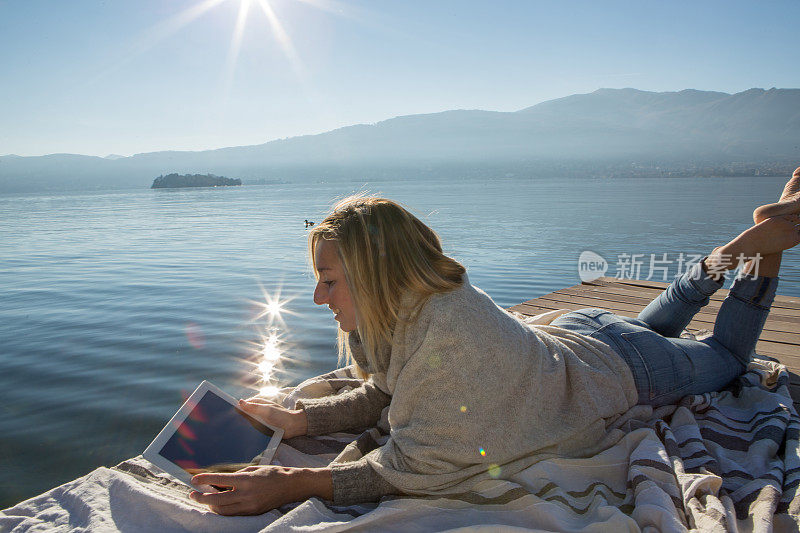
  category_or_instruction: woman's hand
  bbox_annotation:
[189,466,333,516]
[238,398,308,439]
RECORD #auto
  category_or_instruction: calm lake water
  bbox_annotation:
[2,175,799,507]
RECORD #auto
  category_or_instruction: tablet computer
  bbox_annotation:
[143,380,284,491]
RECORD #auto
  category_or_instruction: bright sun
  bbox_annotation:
[114,0,356,96]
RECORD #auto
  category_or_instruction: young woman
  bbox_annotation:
[189,169,800,516]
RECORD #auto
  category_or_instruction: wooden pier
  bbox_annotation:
[508,276,800,410]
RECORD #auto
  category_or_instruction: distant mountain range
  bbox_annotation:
[2,87,799,192]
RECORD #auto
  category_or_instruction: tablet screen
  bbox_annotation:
[157,390,276,475]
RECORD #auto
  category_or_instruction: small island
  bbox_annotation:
[151,173,242,189]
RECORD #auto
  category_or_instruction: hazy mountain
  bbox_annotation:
[2,87,799,192]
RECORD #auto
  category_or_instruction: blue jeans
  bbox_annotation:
[551,262,779,407]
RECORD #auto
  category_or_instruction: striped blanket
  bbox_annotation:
[2,359,799,532]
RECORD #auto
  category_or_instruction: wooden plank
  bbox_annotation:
[516,305,800,388]
[527,295,795,336]
[751,342,800,361]
[513,297,800,345]
[552,286,800,328]
[587,277,800,309]
[508,280,800,405]
[509,301,798,363]
[526,278,798,312]
[512,300,788,340]
[565,284,800,320]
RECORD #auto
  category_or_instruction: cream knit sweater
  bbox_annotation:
[297,277,638,505]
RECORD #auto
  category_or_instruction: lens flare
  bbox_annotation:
[479,448,486,457]
[188,405,208,423]
[175,459,201,471]
[175,422,198,441]
[178,438,195,457]
[185,322,206,349]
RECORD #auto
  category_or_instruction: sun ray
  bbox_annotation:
[143,0,230,47]
[220,0,253,107]
[86,0,228,87]
[255,0,306,78]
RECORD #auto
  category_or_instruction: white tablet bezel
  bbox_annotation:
[142,380,284,491]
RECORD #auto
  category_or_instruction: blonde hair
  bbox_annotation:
[309,195,465,377]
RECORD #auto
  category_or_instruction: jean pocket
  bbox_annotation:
[619,330,695,403]
[571,308,614,319]
[553,308,614,326]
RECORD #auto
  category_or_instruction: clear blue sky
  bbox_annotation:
[1,0,799,157]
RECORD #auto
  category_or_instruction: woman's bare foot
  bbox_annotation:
[753,167,800,224]
[705,214,800,275]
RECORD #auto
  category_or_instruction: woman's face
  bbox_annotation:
[313,239,357,332]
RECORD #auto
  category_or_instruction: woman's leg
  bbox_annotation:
[639,253,781,407]
[632,207,799,406]
[636,214,799,337]
[638,168,800,338]
[752,167,800,224]
[701,214,799,279]
[627,252,784,408]
[708,252,781,365]
[697,216,798,369]
[636,261,724,338]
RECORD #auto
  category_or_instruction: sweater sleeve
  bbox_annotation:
[330,456,400,505]
[295,379,391,436]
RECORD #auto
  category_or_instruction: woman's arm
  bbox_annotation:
[190,459,400,514]
[328,456,399,505]
[241,379,391,438]
[295,380,391,435]
[238,398,308,438]
[190,466,333,515]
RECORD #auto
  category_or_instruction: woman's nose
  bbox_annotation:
[313,283,327,305]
